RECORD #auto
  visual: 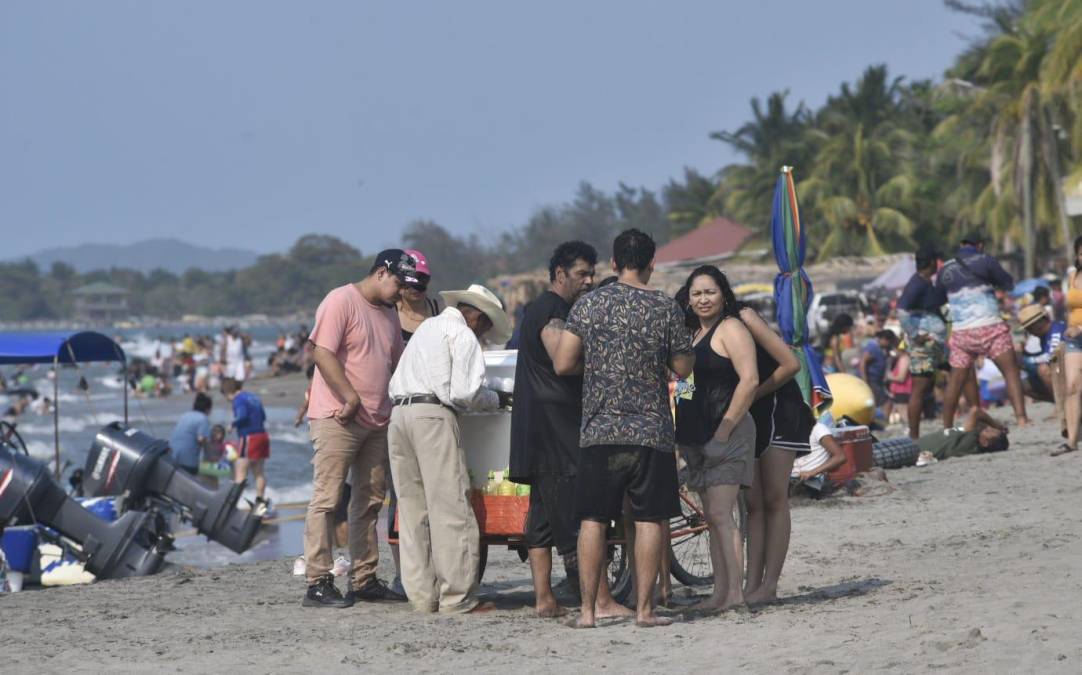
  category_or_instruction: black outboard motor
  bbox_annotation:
[83,423,261,554]
[0,442,167,579]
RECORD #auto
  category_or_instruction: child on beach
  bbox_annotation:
[221,377,271,511]
[791,413,848,490]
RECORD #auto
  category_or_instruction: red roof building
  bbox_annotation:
[654,217,755,265]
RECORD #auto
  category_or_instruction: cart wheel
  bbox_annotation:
[477,543,488,584]
[667,489,746,588]
[606,543,632,604]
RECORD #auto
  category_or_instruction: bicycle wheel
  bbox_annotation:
[668,489,713,587]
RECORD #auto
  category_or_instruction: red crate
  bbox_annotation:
[471,492,530,536]
[392,492,529,539]
[827,425,874,484]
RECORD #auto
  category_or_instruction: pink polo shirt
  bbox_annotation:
[307,284,403,429]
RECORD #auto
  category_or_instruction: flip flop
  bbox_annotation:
[1051,443,1077,457]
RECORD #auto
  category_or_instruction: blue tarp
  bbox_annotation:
[0,331,125,365]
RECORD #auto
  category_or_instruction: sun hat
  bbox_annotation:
[1017,304,1048,329]
[404,249,431,278]
[439,284,513,345]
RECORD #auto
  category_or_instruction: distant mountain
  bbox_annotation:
[13,238,262,274]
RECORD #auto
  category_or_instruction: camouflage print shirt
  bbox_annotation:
[565,282,693,452]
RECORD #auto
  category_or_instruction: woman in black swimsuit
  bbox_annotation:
[675,266,760,611]
[741,306,814,604]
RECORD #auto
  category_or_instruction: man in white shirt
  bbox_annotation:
[387,284,513,614]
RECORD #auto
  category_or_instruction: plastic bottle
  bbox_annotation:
[515,483,530,497]
[497,476,516,497]
[490,470,508,496]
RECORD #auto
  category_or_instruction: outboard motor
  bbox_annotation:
[83,423,261,554]
[0,442,167,579]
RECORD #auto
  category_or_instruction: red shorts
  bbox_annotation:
[948,323,1013,369]
[239,432,270,461]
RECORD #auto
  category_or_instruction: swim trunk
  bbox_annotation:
[524,473,578,556]
[576,445,680,523]
[239,431,270,461]
[948,323,1013,369]
[678,414,756,491]
[908,335,946,376]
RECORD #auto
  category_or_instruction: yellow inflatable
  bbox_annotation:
[825,373,876,426]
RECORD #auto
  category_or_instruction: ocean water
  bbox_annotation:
[1,328,318,515]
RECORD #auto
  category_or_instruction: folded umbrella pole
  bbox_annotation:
[770,166,832,415]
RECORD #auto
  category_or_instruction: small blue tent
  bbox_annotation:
[0,331,127,476]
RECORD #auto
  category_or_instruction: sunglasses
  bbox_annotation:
[407,282,428,293]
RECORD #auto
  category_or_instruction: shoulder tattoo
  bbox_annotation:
[542,318,566,333]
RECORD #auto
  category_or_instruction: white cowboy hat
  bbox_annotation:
[439,284,513,345]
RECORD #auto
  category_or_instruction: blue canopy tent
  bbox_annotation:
[0,331,127,477]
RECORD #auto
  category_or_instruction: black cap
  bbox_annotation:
[961,232,985,246]
[372,249,420,285]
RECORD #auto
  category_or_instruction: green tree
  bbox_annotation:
[798,66,919,258]
[711,91,813,233]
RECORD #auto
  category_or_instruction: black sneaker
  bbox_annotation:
[347,577,408,603]
[302,575,353,609]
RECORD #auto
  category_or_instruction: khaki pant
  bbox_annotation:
[303,418,388,586]
[388,403,480,613]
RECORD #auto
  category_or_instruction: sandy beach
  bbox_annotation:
[2,401,1079,674]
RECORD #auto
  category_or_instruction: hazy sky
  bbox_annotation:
[1,1,980,259]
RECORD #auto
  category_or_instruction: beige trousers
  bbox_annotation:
[388,403,480,613]
[303,419,388,586]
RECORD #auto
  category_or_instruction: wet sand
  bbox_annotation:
[2,401,1079,673]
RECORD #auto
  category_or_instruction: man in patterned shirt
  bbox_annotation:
[554,228,695,628]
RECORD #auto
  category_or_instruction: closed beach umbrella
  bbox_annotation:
[770,166,832,414]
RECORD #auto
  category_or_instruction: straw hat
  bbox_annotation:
[1017,304,1047,329]
[440,284,513,345]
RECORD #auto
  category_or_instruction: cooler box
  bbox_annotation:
[827,425,874,484]
[460,350,516,488]
[0,527,38,573]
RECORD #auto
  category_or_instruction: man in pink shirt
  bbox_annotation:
[302,249,416,608]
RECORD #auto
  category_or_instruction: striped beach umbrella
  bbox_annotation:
[771,166,832,414]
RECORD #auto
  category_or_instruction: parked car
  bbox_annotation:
[807,291,870,342]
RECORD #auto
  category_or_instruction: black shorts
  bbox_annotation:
[869,382,888,407]
[576,445,680,523]
[524,474,578,556]
[750,388,814,458]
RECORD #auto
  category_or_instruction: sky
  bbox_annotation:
[0,1,981,259]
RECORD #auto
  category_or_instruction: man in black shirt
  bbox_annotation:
[555,229,695,629]
[510,241,628,619]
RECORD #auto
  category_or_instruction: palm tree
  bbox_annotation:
[797,66,919,258]
[940,0,1081,272]
[711,91,812,233]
